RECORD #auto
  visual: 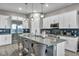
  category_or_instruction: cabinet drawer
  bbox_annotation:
[0,35,12,46]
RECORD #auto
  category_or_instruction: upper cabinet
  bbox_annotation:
[22,20,29,28]
[43,15,59,28]
[61,11,78,28]
[53,15,59,23]
[0,15,11,28]
[58,14,64,28]
[43,10,78,29]
[43,17,50,28]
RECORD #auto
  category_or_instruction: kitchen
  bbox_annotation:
[0,3,79,56]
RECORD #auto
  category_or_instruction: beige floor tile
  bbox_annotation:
[0,43,79,56]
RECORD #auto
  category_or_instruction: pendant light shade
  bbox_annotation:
[41,13,44,18]
[31,3,34,21]
[40,3,44,18]
[31,17,34,21]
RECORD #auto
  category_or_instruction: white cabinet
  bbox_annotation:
[53,15,59,23]
[65,37,78,52]
[0,35,12,46]
[43,10,78,28]
[0,15,10,28]
[59,11,78,28]
[5,35,12,44]
[43,17,50,28]
[57,42,65,56]
[0,35,4,45]
[0,15,11,46]
[63,11,78,28]
[59,36,78,52]
[22,21,29,28]
[43,15,59,28]
[59,14,64,28]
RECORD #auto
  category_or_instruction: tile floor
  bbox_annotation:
[65,50,79,56]
[0,43,79,56]
[0,44,18,56]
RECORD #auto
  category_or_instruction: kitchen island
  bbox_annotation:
[19,33,66,56]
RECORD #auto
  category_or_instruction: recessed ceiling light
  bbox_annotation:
[19,8,22,10]
[45,4,48,7]
[33,10,37,12]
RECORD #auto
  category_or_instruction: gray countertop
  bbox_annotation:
[19,33,66,46]
[48,34,79,38]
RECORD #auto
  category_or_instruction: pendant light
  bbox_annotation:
[31,3,34,21]
[40,3,44,18]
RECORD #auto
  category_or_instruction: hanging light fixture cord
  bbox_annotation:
[40,3,44,18]
[41,3,44,14]
[32,3,33,18]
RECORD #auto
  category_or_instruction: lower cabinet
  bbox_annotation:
[0,35,12,46]
[65,37,78,52]
[60,36,78,52]
[57,42,65,56]
[45,41,65,56]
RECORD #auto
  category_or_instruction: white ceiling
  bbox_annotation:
[0,3,73,14]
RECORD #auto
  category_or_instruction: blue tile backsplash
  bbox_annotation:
[1,28,79,37]
[41,28,79,37]
[0,28,10,34]
[23,29,30,33]
[0,28,30,34]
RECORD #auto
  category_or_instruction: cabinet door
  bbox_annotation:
[0,35,4,45]
[63,11,78,28]
[0,35,12,46]
[43,17,50,28]
[69,11,78,28]
[63,13,70,28]
[23,21,29,28]
[1,15,6,28]
[57,42,65,56]
[59,11,78,28]
[60,36,78,52]
[4,16,10,28]
[5,35,12,44]
[59,36,67,48]
[59,14,64,28]
[0,35,7,45]
[66,37,78,52]
[0,16,1,28]
[0,16,4,28]
[5,18,11,28]
[0,15,10,28]
[54,15,59,23]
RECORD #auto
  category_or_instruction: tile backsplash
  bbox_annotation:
[41,28,79,37]
[0,28,30,35]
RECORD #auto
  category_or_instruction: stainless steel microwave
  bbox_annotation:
[50,23,59,28]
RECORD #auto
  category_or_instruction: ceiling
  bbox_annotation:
[0,3,73,14]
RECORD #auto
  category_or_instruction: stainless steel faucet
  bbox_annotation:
[35,29,37,40]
